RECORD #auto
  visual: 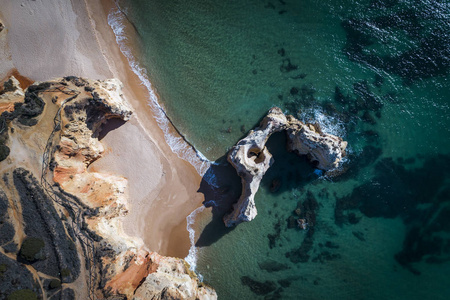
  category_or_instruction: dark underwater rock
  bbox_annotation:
[280,58,298,73]
[278,279,291,288]
[373,73,384,87]
[290,87,299,95]
[287,215,297,229]
[335,153,450,273]
[291,73,307,79]
[312,251,341,263]
[342,3,450,84]
[285,235,314,263]
[267,220,282,249]
[258,260,289,273]
[352,231,366,242]
[324,241,339,249]
[362,111,376,125]
[241,276,277,295]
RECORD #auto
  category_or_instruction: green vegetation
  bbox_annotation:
[6,289,38,300]
[0,263,7,275]
[49,279,61,289]
[18,237,45,263]
[61,268,71,277]
[0,144,10,161]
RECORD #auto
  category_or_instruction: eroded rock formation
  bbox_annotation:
[0,76,24,114]
[223,108,287,227]
[224,107,347,227]
[47,77,215,299]
[0,76,216,299]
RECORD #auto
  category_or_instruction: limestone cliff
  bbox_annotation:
[0,76,24,114]
[0,76,216,299]
[224,107,347,227]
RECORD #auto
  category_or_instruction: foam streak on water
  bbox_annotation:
[297,106,347,138]
[108,9,226,282]
[184,205,206,280]
[107,8,211,176]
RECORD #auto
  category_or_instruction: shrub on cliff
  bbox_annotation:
[0,144,10,162]
[18,237,45,263]
[6,289,38,300]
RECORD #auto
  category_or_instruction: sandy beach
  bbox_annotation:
[0,0,204,258]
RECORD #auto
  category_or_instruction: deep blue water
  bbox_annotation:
[115,0,450,298]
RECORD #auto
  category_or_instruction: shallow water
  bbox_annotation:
[117,0,450,298]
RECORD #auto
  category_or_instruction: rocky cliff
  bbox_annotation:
[224,107,347,227]
[0,75,216,299]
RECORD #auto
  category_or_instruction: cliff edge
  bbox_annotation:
[0,75,216,299]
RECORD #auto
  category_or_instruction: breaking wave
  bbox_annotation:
[184,206,205,280]
[296,106,347,138]
[107,8,212,176]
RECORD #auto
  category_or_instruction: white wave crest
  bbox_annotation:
[107,8,211,176]
[297,106,347,138]
[184,205,206,280]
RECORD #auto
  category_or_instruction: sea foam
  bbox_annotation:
[184,206,206,279]
[108,7,215,279]
[107,8,212,176]
[296,106,347,138]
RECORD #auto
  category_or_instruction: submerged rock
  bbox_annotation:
[224,107,347,227]
[258,260,289,273]
[241,276,277,295]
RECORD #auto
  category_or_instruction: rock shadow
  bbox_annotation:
[98,118,127,140]
[196,131,321,248]
[262,132,317,196]
[195,158,242,247]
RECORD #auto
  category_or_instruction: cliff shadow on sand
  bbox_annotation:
[97,117,127,141]
[196,131,322,247]
[195,161,241,247]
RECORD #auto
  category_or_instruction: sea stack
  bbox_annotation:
[224,107,347,227]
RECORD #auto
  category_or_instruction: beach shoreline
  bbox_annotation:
[83,0,204,258]
[0,0,205,258]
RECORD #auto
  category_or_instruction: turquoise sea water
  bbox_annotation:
[115,0,450,299]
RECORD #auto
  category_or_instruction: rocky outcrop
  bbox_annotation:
[44,77,216,299]
[285,114,347,170]
[40,77,215,298]
[0,76,24,114]
[106,251,216,300]
[224,107,347,227]
[0,75,44,162]
[0,75,216,299]
[52,77,132,210]
[223,108,287,227]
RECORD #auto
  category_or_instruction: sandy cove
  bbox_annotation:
[0,0,205,258]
